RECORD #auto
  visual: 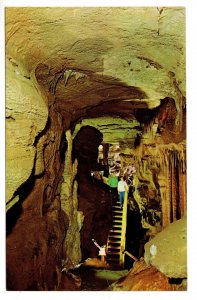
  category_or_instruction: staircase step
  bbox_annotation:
[107,243,121,247]
[113,216,122,219]
[107,249,121,253]
[108,234,121,238]
[112,227,122,230]
[110,229,122,233]
[107,248,120,252]
[113,220,122,224]
[107,248,121,252]
[108,241,121,245]
[107,245,121,249]
[107,244,121,248]
[109,231,121,235]
[113,209,122,212]
[108,239,121,243]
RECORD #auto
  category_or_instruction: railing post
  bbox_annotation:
[119,190,128,267]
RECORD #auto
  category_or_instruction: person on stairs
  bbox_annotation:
[117,176,128,208]
[92,239,106,263]
[108,171,118,202]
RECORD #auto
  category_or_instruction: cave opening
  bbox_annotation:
[71,121,150,271]
[125,207,148,269]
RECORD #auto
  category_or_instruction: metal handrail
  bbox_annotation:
[119,190,128,267]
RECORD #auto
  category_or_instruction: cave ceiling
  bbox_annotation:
[6,7,185,144]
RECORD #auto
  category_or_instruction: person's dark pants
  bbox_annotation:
[110,187,118,202]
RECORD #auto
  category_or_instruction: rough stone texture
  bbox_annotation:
[144,216,187,278]
[5,7,186,291]
[127,141,186,232]
[6,59,48,209]
[109,259,185,291]
[6,212,66,290]
[73,116,141,147]
[6,107,69,290]
[6,7,185,124]
[60,130,82,269]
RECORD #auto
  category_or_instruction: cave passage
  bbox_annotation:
[6,7,186,291]
[72,125,149,271]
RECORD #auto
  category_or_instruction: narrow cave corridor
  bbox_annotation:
[5,7,186,291]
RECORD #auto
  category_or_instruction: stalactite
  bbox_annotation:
[171,151,177,222]
[179,171,186,217]
[158,147,170,228]
[178,147,186,217]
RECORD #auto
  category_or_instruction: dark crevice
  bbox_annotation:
[6,115,15,120]
[6,160,36,235]
[59,131,68,163]
[33,117,51,147]
[168,278,183,284]
[125,207,148,269]
[6,201,23,236]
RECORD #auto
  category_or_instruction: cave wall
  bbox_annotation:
[120,99,186,235]
[6,61,186,289]
[6,58,48,210]
[6,97,70,290]
[6,61,81,290]
[129,142,186,233]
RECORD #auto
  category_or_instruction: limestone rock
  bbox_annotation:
[6,59,48,209]
[60,130,81,268]
[6,7,185,118]
[144,216,187,278]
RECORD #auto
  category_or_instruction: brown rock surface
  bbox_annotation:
[109,259,184,291]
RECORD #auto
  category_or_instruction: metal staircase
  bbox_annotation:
[106,191,128,269]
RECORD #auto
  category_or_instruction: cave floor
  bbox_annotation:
[73,267,128,291]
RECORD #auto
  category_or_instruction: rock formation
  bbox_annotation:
[5,7,186,291]
[144,216,187,279]
[108,258,186,291]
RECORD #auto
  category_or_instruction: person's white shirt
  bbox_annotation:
[99,246,106,256]
[118,180,128,192]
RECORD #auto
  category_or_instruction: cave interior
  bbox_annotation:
[6,7,186,291]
